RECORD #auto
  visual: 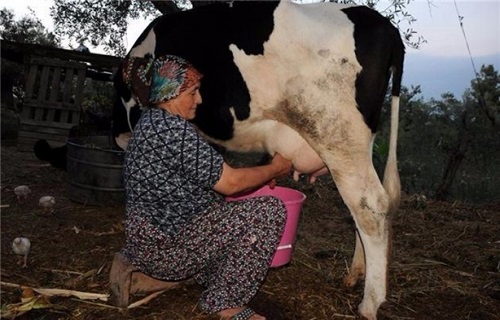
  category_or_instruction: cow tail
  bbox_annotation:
[383,40,404,212]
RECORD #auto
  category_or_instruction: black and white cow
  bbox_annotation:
[113,1,404,319]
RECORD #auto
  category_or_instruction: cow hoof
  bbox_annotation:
[343,272,364,290]
[359,297,385,320]
[359,313,377,320]
[358,305,377,320]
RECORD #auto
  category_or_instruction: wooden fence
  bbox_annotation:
[17,57,87,150]
[0,40,122,151]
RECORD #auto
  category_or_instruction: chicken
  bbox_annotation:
[14,185,31,203]
[39,196,56,213]
[12,237,31,268]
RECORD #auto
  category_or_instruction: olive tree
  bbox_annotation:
[50,0,424,56]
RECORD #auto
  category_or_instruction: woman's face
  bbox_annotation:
[157,81,202,120]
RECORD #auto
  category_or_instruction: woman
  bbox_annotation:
[110,55,292,320]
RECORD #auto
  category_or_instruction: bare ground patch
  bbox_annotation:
[1,142,499,320]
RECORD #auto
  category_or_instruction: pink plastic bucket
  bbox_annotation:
[226,185,306,268]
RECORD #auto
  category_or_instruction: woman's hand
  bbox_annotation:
[267,153,292,189]
[269,153,293,178]
[213,153,293,196]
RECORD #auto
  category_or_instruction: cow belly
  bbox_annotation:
[211,120,327,177]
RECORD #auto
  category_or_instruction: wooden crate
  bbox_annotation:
[18,56,87,151]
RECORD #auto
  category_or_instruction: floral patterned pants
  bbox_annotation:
[122,196,286,313]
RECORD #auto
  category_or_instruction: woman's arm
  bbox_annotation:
[213,153,292,196]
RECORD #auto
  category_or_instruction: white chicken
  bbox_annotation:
[39,196,56,213]
[12,237,31,268]
[14,185,31,203]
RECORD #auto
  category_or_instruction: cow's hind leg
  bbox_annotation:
[328,161,391,320]
[343,230,365,289]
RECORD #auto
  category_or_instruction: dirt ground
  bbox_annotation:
[1,140,499,320]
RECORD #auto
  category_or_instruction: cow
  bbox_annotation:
[112,1,405,319]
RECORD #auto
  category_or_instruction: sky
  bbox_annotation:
[2,0,499,99]
[404,0,499,57]
[394,0,500,98]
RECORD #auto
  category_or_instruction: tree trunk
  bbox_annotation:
[435,113,469,200]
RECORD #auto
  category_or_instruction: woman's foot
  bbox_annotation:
[218,307,265,320]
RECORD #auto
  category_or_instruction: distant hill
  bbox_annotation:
[403,53,500,100]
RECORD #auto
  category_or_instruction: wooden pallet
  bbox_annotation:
[18,56,87,151]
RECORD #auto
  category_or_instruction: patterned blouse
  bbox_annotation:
[124,108,225,236]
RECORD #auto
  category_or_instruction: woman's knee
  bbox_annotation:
[224,195,286,232]
[263,196,287,224]
[248,196,287,234]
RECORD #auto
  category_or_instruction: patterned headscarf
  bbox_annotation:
[121,55,203,108]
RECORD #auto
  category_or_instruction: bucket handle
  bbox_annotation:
[276,244,293,251]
